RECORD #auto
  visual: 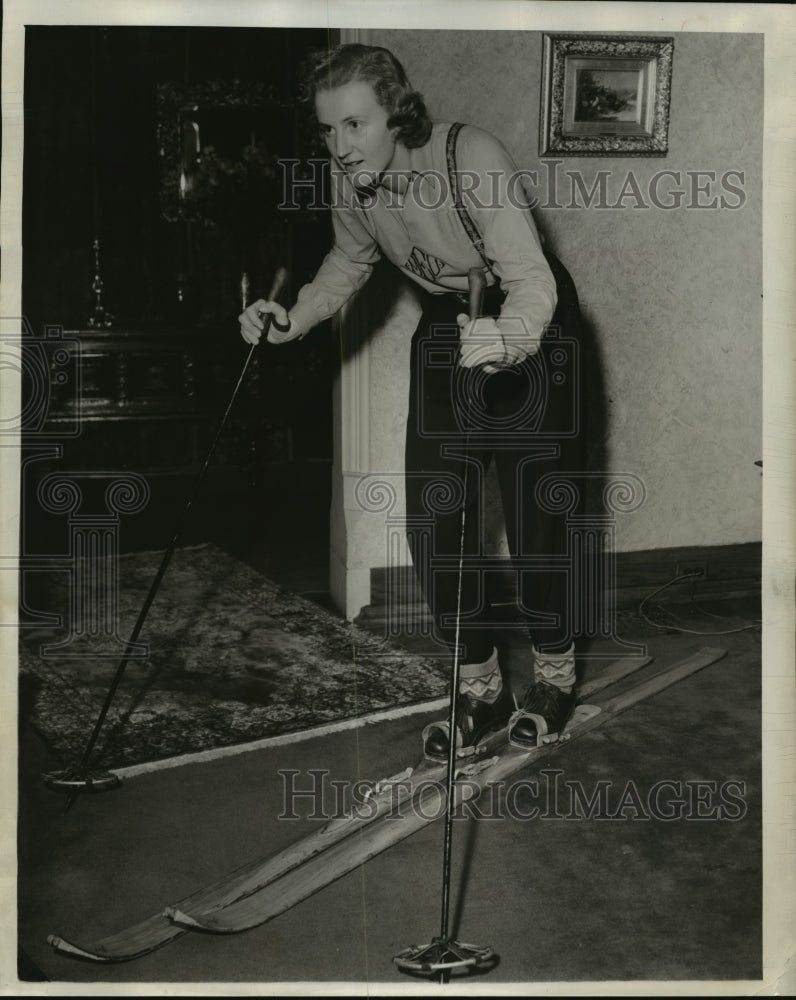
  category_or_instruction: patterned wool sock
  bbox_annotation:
[533,643,576,693]
[459,647,502,703]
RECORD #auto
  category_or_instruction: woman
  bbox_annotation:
[239,43,584,759]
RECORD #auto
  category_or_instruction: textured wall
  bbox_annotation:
[349,28,763,557]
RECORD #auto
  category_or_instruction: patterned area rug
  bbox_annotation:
[18,545,448,770]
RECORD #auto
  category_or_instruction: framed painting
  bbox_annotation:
[540,34,674,156]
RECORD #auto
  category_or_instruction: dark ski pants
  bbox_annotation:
[404,283,585,665]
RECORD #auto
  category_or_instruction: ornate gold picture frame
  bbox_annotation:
[540,34,674,156]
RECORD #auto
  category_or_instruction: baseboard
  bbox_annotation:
[607,541,761,608]
[356,542,762,629]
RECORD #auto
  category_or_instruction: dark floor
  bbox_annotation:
[16,464,770,990]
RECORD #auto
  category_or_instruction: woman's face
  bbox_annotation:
[315,80,400,188]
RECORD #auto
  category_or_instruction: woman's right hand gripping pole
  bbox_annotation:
[238,268,295,346]
[238,299,299,346]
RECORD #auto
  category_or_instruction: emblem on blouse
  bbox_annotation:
[403,246,447,283]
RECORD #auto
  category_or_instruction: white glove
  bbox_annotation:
[238,299,300,346]
[456,314,540,373]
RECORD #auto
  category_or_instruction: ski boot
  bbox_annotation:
[509,680,576,748]
[423,684,515,761]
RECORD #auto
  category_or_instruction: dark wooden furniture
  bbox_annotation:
[34,324,296,480]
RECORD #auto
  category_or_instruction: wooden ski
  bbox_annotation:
[46,649,724,962]
[164,646,726,935]
[47,654,651,962]
[46,753,448,963]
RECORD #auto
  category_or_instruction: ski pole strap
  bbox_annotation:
[446,122,495,279]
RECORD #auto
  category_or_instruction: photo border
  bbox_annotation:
[2,3,793,997]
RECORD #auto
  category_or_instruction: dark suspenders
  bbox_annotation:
[445,122,495,279]
[447,121,572,321]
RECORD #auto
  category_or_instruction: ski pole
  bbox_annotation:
[44,267,289,810]
[393,267,496,981]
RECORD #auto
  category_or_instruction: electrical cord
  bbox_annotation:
[637,571,762,636]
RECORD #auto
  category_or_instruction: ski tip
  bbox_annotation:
[165,906,239,934]
[47,934,111,962]
[164,906,207,930]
